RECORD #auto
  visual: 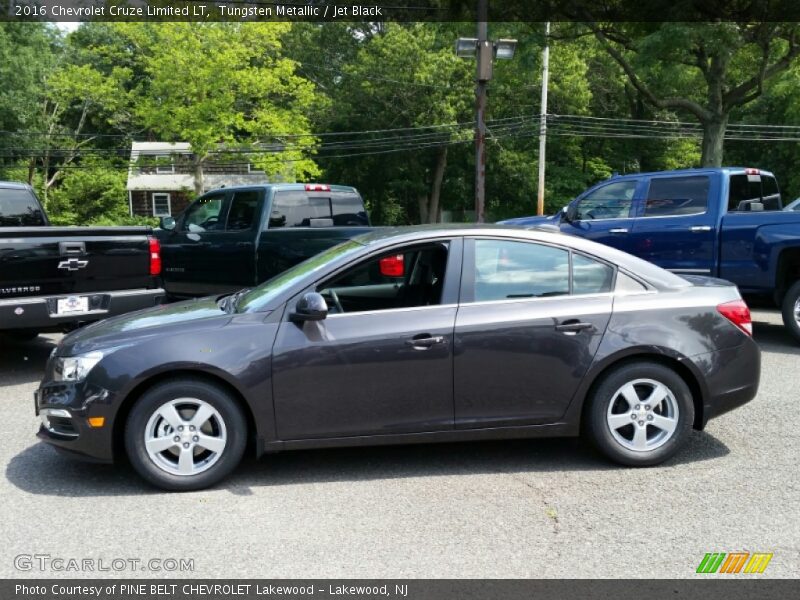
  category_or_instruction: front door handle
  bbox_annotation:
[690,225,712,232]
[555,320,594,334]
[406,334,445,349]
[609,228,628,234]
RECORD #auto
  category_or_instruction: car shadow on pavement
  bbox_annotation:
[6,430,730,497]
[0,335,56,387]
[752,321,800,356]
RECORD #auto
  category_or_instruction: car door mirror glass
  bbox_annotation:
[159,216,176,231]
[291,292,329,322]
[564,204,577,223]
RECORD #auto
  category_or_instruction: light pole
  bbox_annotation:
[456,1,517,223]
[537,22,551,216]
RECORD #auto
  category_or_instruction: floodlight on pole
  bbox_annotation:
[455,1,518,223]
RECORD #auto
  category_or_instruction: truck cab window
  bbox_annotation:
[268,191,330,228]
[574,181,637,220]
[728,174,781,212]
[643,176,709,217]
[317,243,449,314]
[226,191,260,231]
[184,195,225,232]
[0,188,45,226]
[331,193,369,226]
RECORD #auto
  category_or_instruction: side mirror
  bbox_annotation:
[563,203,578,223]
[160,216,176,231]
[290,292,328,322]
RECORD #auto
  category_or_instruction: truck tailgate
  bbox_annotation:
[0,226,156,297]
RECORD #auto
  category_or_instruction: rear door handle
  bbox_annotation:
[406,334,445,349]
[555,320,594,334]
[609,228,628,234]
[690,225,712,232]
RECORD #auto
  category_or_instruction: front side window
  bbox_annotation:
[574,181,637,220]
[474,240,570,302]
[644,176,709,217]
[0,188,45,226]
[226,190,260,231]
[184,194,225,232]
[152,193,171,217]
[317,243,449,314]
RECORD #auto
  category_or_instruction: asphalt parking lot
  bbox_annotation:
[0,309,797,579]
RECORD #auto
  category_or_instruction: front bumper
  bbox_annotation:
[34,380,116,463]
[2,288,165,332]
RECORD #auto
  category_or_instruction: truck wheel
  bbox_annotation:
[781,280,800,344]
[584,362,694,467]
[125,378,247,491]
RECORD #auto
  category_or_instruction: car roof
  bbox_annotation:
[206,183,359,194]
[351,224,690,290]
[603,167,775,181]
[0,181,32,190]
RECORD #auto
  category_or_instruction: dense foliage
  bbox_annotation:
[2,21,800,226]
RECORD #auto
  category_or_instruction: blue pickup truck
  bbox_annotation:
[501,167,800,342]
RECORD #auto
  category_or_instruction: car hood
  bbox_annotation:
[57,296,231,356]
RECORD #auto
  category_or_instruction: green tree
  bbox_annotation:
[582,21,800,166]
[125,23,320,195]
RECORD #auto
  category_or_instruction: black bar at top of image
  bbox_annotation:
[5,0,800,23]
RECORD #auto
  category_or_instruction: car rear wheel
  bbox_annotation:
[781,280,800,344]
[125,378,247,491]
[585,362,694,466]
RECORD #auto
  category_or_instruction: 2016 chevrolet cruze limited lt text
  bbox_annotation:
[35,226,761,491]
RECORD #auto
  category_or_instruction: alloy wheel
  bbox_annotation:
[606,378,680,452]
[144,398,227,476]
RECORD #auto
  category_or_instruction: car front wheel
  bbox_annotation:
[125,378,247,491]
[585,362,694,466]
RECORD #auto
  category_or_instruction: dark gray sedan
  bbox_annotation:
[35,226,760,490]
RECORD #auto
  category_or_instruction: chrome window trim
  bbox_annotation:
[459,292,614,309]
[324,303,458,319]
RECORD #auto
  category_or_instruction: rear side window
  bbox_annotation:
[268,191,367,228]
[573,253,614,294]
[474,240,570,301]
[226,190,260,231]
[728,174,782,211]
[0,188,45,226]
[644,176,709,217]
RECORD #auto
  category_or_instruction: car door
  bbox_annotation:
[628,174,717,275]
[271,238,462,440]
[454,238,613,428]
[159,191,230,296]
[562,179,640,251]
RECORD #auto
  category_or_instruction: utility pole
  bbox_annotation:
[536,21,550,216]
[474,0,489,223]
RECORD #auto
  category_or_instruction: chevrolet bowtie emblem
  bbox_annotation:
[58,258,89,271]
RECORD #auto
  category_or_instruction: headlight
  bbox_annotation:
[53,351,104,382]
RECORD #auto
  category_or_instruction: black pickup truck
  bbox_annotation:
[0,181,165,338]
[156,183,372,297]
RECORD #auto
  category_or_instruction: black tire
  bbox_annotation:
[4,330,39,341]
[125,378,247,491]
[584,362,694,467]
[781,280,800,344]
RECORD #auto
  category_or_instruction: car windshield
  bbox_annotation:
[235,240,364,313]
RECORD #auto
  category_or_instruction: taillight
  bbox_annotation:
[379,254,404,277]
[717,299,752,336]
[305,184,331,192]
[149,237,161,276]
